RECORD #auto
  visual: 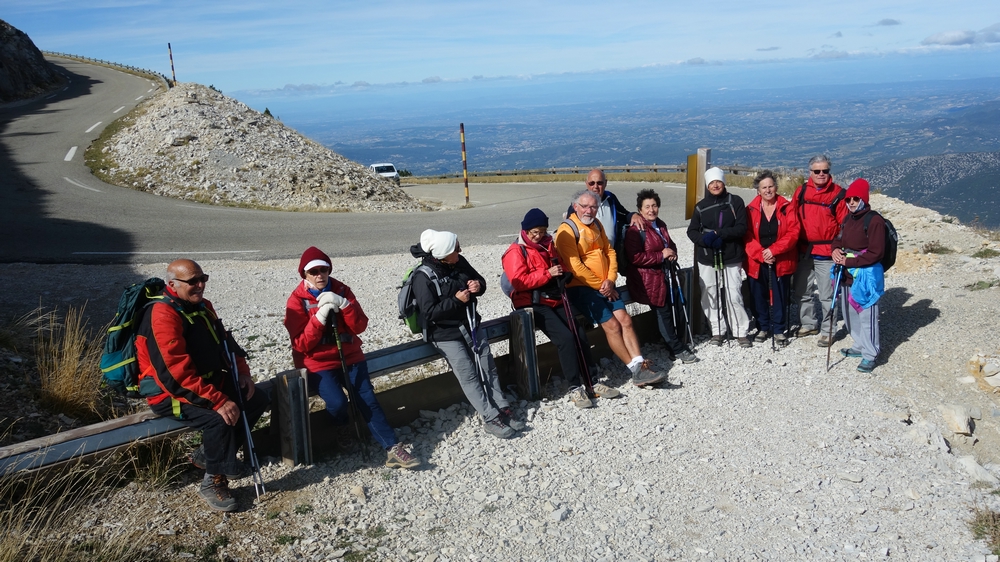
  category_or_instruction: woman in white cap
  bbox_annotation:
[686,167,752,347]
[409,229,525,439]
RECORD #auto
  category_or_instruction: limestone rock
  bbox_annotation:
[938,404,972,435]
[0,19,65,102]
[956,456,999,484]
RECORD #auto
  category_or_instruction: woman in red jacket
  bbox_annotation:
[501,209,619,409]
[744,171,800,345]
[625,189,699,364]
[284,246,419,469]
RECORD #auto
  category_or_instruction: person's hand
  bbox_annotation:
[662,248,677,261]
[711,236,724,250]
[599,279,618,300]
[831,248,846,265]
[700,232,718,248]
[548,264,563,277]
[217,400,240,426]
[329,293,349,312]
[455,289,471,303]
[467,280,481,293]
[315,303,334,325]
[630,214,644,231]
[317,292,335,306]
[239,373,256,400]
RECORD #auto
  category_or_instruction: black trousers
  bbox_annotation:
[652,303,687,355]
[527,304,594,387]
[151,383,270,475]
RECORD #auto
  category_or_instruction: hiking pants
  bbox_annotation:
[652,303,687,355]
[698,262,750,338]
[527,304,594,388]
[749,271,791,335]
[793,254,838,335]
[310,363,397,450]
[151,383,270,476]
[432,331,509,422]
[840,290,880,362]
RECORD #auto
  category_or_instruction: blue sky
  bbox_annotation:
[6,0,1000,97]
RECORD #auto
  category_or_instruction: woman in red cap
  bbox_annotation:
[284,246,420,468]
[831,180,886,373]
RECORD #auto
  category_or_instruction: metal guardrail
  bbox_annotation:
[42,51,171,89]
[413,164,793,181]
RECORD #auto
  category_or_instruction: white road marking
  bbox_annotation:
[63,177,101,192]
[176,204,256,213]
[135,96,143,101]
[112,106,125,113]
[147,88,153,93]
[85,121,102,133]
[45,94,57,99]
[72,250,261,255]
[64,147,77,161]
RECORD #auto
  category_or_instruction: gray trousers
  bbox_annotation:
[432,332,509,422]
[840,290,880,362]
[793,254,838,335]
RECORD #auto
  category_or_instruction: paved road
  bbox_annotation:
[0,58,752,264]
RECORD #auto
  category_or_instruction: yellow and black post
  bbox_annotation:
[167,43,177,85]
[460,123,470,205]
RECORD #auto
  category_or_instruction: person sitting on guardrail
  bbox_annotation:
[410,229,526,439]
[135,259,270,513]
[624,188,700,364]
[284,246,420,469]
[502,208,620,409]
[556,190,666,388]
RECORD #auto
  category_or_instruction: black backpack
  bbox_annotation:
[864,211,898,272]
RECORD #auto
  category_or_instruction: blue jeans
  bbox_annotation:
[309,363,397,450]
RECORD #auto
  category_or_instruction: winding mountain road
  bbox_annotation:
[1,58,705,265]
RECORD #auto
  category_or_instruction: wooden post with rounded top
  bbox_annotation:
[687,148,711,336]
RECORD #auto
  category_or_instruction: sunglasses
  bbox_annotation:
[811,169,831,175]
[846,196,863,203]
[306,266,331,275]
[175,274,209,285]
[586,181,607,186]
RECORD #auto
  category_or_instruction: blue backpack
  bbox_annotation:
[99,278,166,397]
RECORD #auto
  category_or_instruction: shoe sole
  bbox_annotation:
[573,400,595,409]
[199,492,237,512]
[633,375,666,387]
[681,358,700,364]
[386,460,421,469]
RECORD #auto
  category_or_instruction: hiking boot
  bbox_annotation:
[796,327,819,337]
[499,407,526,431]
[774,333,788,346]
[676,350,700,364]
[709,335,724,346]
[568,386,594,409]
[840,347,863,358]
[591,382,621,399]
[737,337,752,348]
[189,446,248,480]
[632,363,665,387]
[385,443,421,469]
[857,359,876,373]
[816,335,834,347]
[754,331,770,343]
[484,417,516,439]
[199,474,237,512]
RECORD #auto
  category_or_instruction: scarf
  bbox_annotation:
[520,231,559,266]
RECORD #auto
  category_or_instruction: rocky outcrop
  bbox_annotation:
[95,83,420,212]
[0,19,64,102]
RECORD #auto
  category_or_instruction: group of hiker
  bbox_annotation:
[132,156,887,513]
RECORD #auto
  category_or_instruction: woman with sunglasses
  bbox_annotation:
[502,209,618,409]
[743,170,800,345]
[283,246,420,469]
[831,180,885,373]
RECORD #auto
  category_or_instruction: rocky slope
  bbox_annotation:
[93,83,421,212]
[0,19,64,103]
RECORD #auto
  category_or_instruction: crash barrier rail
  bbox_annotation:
[411,164,779,180]
[42,51,171,89]
[0,271,694,474]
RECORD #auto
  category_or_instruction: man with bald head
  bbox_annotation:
[136,259,269,512]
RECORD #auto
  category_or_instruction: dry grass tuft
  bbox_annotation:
[0,307,52,354]
[969,503,1000,556]
[35,305,106,421]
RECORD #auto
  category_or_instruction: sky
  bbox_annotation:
[6,0,1000,99]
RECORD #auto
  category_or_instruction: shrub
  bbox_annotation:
[920,241,953,255]
[969,505,1000,555]
[972,248,1000,259]
[35,306,106,421]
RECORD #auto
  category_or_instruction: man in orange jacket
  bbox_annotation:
[136,259,269,512]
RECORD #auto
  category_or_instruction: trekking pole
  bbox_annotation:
[715,249,732,339]
[555,274,595,398]
[668,261,695,346]
[330,318,370,462]
[663,262,682,347]
[221,338,265,499]
[825,264,844,372]
[764,263,776,352]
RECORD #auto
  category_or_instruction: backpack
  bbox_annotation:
[863,211,898,272]
[499,245,527,298]
[796,184,846,221]
[99,278,166,397]
[397,263,443,340]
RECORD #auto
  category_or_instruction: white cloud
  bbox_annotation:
[922,30,976,46]
[813,50,849,59]
[876,18,901,26]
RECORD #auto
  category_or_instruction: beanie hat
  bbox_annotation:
[846,178,870,205]
[298,246,331,278]
[704,167,725,187]
[521,208,549,231]
[419,229,459,259]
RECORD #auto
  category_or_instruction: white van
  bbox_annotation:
[369,163,400,185]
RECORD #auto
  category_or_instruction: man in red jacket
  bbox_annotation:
[790,155,848,347]
[136,259,270,512]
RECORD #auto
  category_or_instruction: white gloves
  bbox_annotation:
[318,292,350,312]
[315,303,334,325]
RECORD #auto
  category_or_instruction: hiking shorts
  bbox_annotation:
[567,286,624,326]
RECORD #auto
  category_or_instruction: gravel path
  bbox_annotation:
[4,195,1000,561]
